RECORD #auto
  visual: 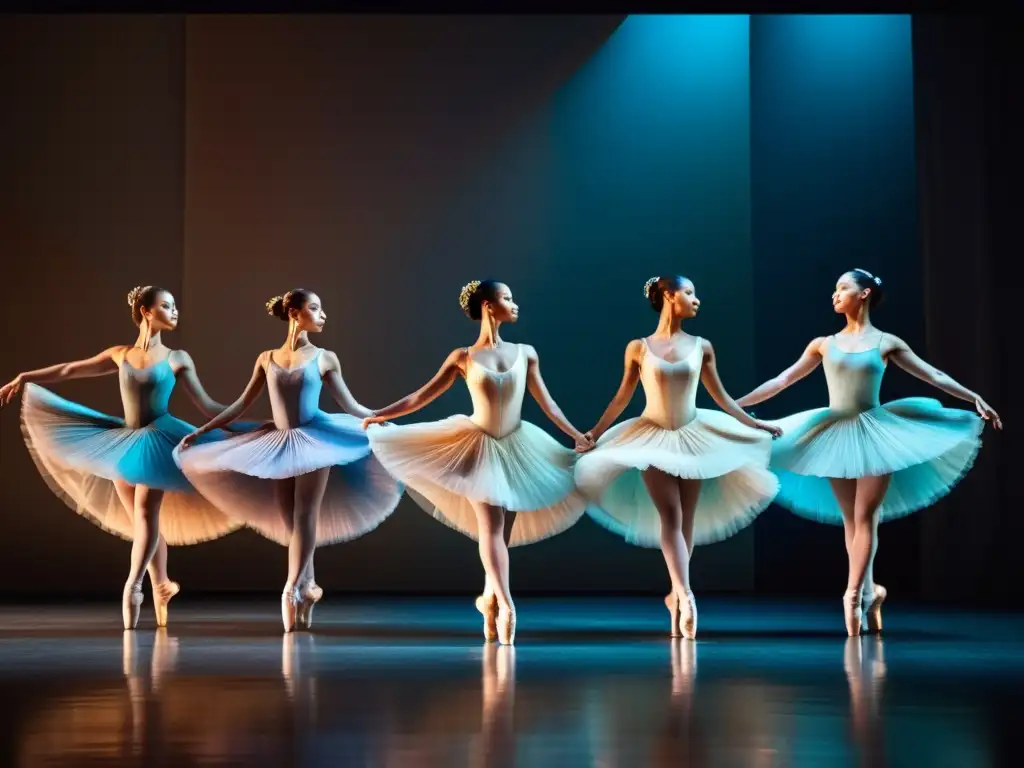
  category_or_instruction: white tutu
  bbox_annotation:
[575,411,778,547]
[367,415,586,547]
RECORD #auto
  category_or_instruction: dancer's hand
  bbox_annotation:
[0,376,22,408]
[361,413,388,430]
[179,429,205,450]
[574,431,595,453]
[754,420,783,439]
[975,397,1002,430]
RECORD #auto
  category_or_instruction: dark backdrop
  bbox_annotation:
[0,14,1017,604]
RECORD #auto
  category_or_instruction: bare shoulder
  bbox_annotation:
[698,336,715,354]
[320,349,342,370]
[106,345,131,364]
[806,336,829,356]
[877,331,908,356]
[168,348,192,366]
[624,338,645,360]
[445,346,470,369]
[519,343,538,362]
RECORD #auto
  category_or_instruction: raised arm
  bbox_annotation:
[361,348,466,428]
[587,339,643,442]
[180,354,269,447]
[523,344,592,450]
[735,337,826,408]
[700,339,782,437]
[0,346,125,408]
[321,350,373,419]
[886,334,1002,429]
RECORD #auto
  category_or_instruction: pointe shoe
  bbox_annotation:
[861,584,887,635]
[476,594,499,642]
[664,593,682,638]
[843,590,863,637]
[153,581,180,628]
[297,582,323,630]
[497,604,516,646]
[680,590,698,640]
[281,587,301,633]
[122,584,143,630]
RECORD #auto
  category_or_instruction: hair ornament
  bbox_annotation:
[459,280,481,312]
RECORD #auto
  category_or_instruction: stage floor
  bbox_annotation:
[0,597,1020,767]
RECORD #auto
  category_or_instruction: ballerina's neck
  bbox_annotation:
[474,321,503,348]
[133,327,161,351]
[842,317,875,335]
[285,326,311,351]
[654,313,683,336]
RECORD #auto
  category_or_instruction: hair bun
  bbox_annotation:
[458,280,481,313]
[127,286,145,308]
[265,295,285,317]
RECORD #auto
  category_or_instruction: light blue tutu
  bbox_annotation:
[174,349,403,546]
[765,337,984,524]
[20,369,257,545]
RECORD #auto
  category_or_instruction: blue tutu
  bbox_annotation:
[765,336,984,524]
[174,349,403,546]
[20,381,252,545]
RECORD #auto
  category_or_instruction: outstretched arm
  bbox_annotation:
[173,350,230,419]
[735,337,825,408]
[362,348,466,427]
[0,346,125,407]
[587,340,643,441]
[887,334,1002,429]
[180,354,269,447]
[322,351,373,419]
[524,344,592,449]
[700,340,782,437]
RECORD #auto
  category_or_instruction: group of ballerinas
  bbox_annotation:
[0,270,1000,644]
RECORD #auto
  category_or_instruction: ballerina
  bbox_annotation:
[736,268,1001,636]
[0,285,251,629]
[574,275,781,640]
[176,289,402,632]
[362,279,593,645]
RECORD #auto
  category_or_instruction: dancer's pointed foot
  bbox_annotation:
[664,592,682,638]
[680,590,698,640]
[153,581,180,628]
[122,583,143,630]
[843,590,863,637]
[861,583,887,635]
[497,604,516,646]
[281,587,300,633]
[297,582,323,630]
[476,593,499,643]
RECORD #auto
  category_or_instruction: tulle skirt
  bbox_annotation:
[174,411,403,546]
[574,410,778,548]
[20,383,243,545]
[767,397,984,524]
[366,415,586,547]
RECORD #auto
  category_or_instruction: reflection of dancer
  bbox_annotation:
[738,269,1000,635]
[476,645,516,768]
[575,276,780,639]
[844,637,886,767]
[0,286,249,629]
[177,290,402,632]
[364,280,593,645]
[123,628,180,752]
[649,639,704,767]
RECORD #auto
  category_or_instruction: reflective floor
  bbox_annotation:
[0,597,1021,767]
